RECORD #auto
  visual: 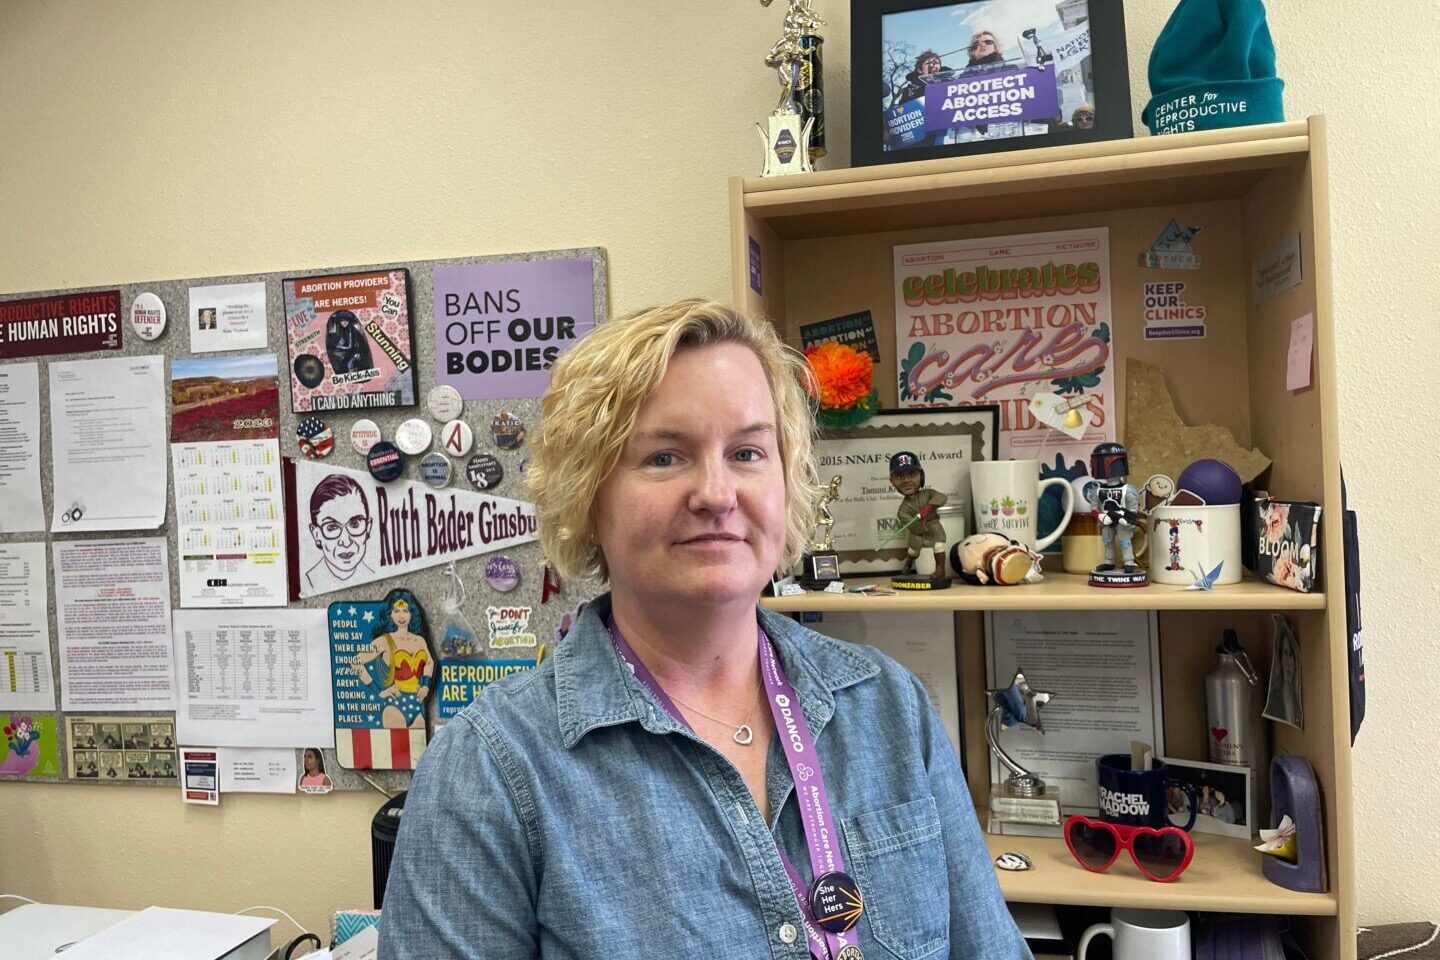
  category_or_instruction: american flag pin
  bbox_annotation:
[297,416,334,459]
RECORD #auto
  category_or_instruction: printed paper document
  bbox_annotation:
[50,355,166,532]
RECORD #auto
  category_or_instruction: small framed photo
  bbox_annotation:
[851,0,1132,167]
[1160,756,1254,839]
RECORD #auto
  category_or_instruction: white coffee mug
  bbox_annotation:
[1148,503,1242,585]
[1078,908,1191,960]
[970,460,1075,551]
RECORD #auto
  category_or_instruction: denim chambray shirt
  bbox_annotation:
[379,594,1031,960]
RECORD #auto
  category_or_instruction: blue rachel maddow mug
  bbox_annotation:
[1097,754,1197,832]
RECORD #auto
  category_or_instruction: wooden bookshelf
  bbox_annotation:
[731,117,1354,960]
[761,573,1325,614]
[987,830,1338,917]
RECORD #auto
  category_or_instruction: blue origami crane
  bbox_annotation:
[1186,560,1225,591]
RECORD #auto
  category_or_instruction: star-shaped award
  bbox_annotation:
[988,669,1055,733]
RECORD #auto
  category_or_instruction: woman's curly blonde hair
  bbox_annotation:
[527,299,819,581]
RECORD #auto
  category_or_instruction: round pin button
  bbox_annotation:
[350,419,382,455]
[485,555,521,592]
[420,452,452,488]
[394,418,433,456]
[366,441,405,482]
[993,851,1033,872]
[490,411,526,450]
[834,946,864,960]
[427,384,463,422]
[296,417,334,459]
[293,354,325,389]
[439,419,474,458]
[129,292,167,341]
[809,871,863,934]
[465,453,503,491]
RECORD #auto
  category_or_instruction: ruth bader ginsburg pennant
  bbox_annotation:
[292,461,538,599]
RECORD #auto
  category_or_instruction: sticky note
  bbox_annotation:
[1287,313,1314,391]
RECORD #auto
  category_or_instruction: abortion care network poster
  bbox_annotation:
[893,227,1115,467]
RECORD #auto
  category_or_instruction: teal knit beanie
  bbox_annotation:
[1143,0,1285,135]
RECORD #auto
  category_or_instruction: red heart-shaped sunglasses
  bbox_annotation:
[1063,815,1195,883]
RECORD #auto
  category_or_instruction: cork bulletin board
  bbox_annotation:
[0,247,608,793]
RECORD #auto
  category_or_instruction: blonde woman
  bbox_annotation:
[381,301,1028,960]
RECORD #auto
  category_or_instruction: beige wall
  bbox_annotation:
[1,0,1434,937]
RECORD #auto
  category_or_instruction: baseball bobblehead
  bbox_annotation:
[887,451,951,590]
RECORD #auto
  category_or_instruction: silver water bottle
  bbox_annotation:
[1204,629,1265,775]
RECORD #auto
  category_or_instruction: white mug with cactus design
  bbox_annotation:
[970,459,1075,551]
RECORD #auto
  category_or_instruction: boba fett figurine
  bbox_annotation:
[1087,441,1148,588]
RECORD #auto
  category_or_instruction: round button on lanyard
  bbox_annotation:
[609,619,865,960]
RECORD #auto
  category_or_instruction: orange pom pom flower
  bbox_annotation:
[805,342,878,428]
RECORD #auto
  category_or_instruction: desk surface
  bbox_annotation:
[0,902,136,960]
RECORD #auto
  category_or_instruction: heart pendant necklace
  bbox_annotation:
[670,691,759,746]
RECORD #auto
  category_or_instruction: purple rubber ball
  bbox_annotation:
[1177,458,1242,505]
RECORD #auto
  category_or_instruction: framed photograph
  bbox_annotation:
[1160,756,1254,839]
[813,405,999,578]
[851,0,1132,167]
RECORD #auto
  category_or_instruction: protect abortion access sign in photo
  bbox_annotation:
[432,250,605,400]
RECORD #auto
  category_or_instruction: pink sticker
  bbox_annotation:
[1287,313,1314,391]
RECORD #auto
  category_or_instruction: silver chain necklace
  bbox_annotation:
[668,689,762,746]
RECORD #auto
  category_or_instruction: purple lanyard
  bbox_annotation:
[608,618,862,960]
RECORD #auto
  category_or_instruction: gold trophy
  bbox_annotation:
[800,475,842,588]
[757,0,823,176]
[986,669,1063,831]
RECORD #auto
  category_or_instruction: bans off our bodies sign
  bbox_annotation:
[432,254,601,400]
[294,461,538,598]
[0,291,122,360]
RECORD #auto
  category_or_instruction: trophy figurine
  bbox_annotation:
[800,475,843,588]
[756,0,821,176]
[986,669,1063,831]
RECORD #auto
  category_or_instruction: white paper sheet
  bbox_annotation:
[59,906,273,960]
[188,281,268,352]
[54,538,175,711]
[807,610,962,762]
[174,608,335,748]
[174,439,287,607]
[985,610,1163,814]
[0,362,44,532]
[218,746,298,793]
[0,542,56,710]
[49,355,167,532]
